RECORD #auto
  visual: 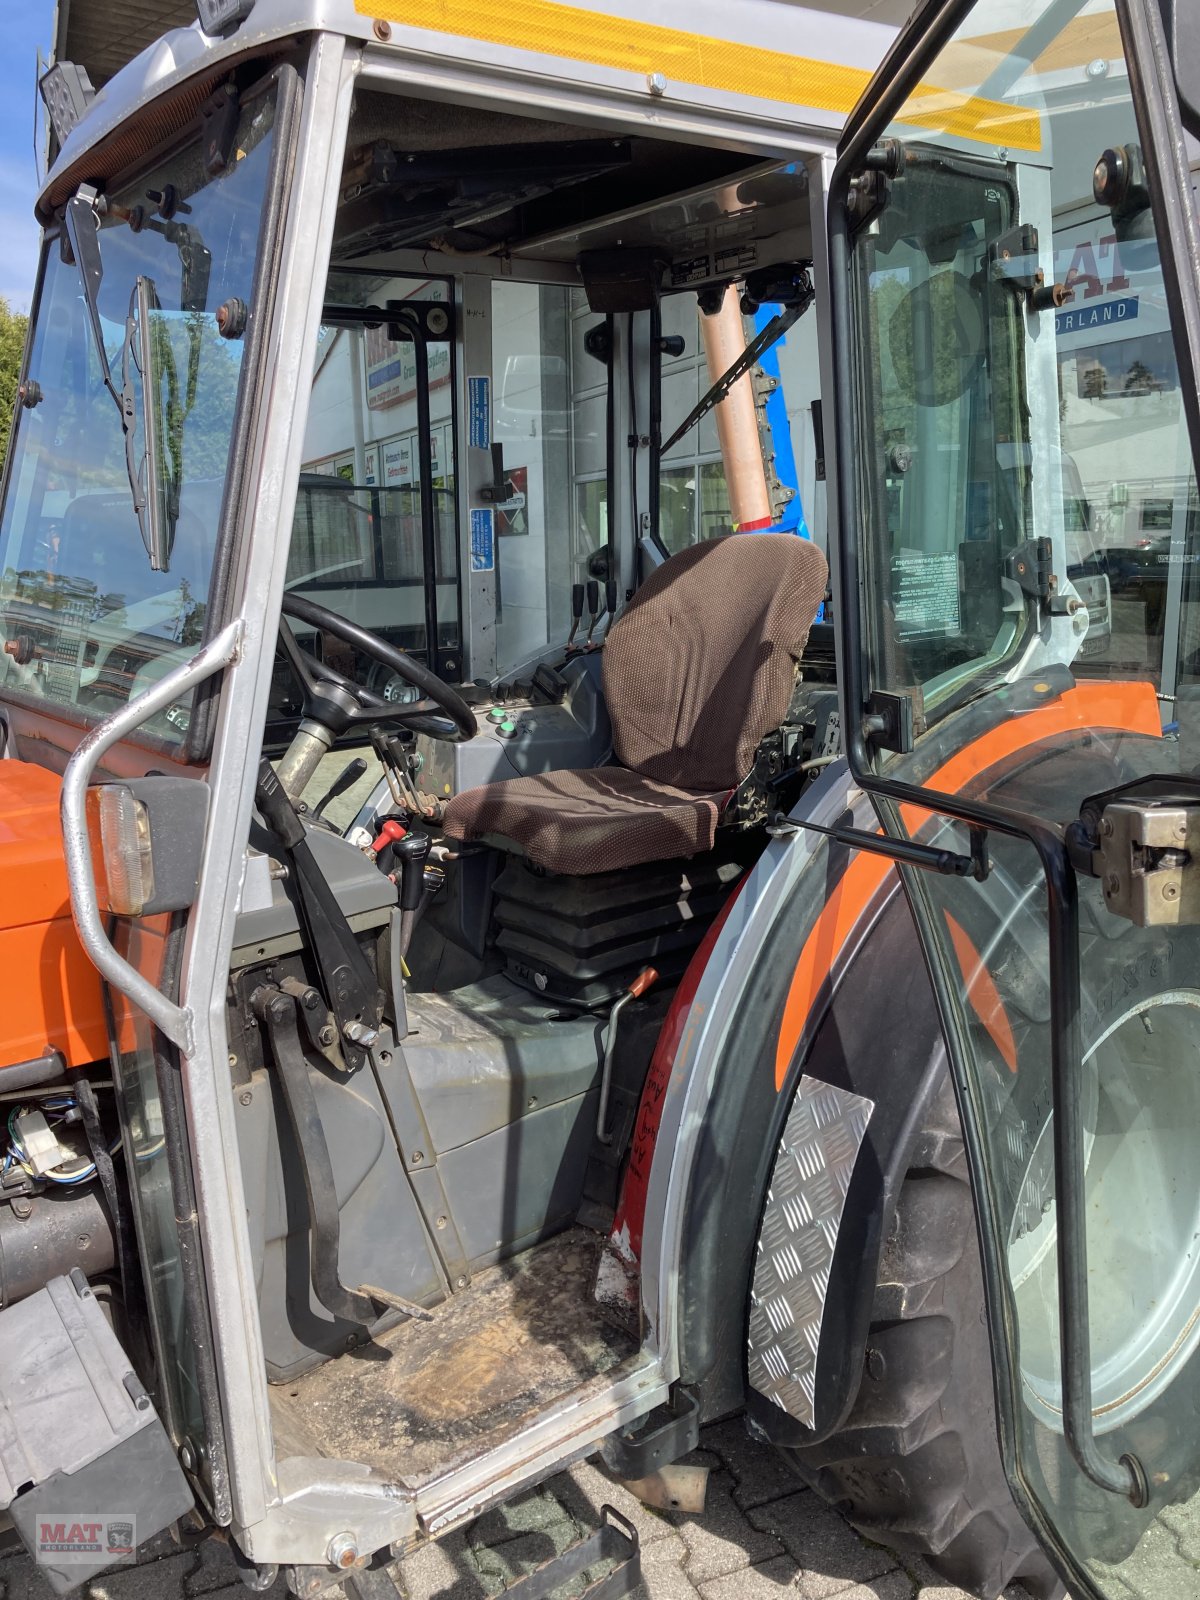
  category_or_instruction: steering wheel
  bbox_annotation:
[279,590,476,743]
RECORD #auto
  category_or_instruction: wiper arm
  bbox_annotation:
[662,267,815,456]
[63,184,171,571]
[64,184,122,413]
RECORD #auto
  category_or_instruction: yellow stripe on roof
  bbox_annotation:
[357,0,1042,152]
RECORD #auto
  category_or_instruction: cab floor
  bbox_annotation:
[268,1228,635,1487]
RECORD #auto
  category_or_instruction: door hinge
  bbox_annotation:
[988,221,1076,312]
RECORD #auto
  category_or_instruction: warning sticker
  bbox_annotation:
[468,376,490,449]
[471,508,495,572]
[893,551,961,638]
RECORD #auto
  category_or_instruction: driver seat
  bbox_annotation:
[442,533,828,875]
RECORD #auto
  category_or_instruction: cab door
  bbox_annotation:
[828,1,1200,1594]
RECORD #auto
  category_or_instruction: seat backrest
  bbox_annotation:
[602,533,829,793]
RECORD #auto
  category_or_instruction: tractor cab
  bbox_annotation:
[5,3,1200,1599]
[0,19,849,1589]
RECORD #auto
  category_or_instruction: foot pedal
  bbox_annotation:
[498,1505,640,1599]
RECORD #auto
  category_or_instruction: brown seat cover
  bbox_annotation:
[442,534,828,874]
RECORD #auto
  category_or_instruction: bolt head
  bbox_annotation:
[373,17,391,40]
[647,71,667,96]
[327,1532,358,1569]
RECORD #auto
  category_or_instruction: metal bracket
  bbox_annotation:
[599,1386,700,1479]
[988,220,1076,312]
[1073,794,1200,926]
[862,688,918,754]
[1004,536,1053,602]
[254,758,386,1074]
[488,1504,641,1600]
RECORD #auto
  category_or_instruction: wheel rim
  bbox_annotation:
[1008,990,1200,1434]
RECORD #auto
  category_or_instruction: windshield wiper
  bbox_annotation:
[662,265,815,456]
[64,183,172,571]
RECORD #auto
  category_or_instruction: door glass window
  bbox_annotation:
[855,6,1197,734]
[275,272,460,724]
[492,281,576,672]
[846,4,1200,1596]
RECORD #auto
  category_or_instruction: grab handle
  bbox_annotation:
[59,621,243,1055]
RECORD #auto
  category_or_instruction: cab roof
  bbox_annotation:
[41,0,902,223]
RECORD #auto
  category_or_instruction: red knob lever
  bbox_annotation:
[370,819,407,856]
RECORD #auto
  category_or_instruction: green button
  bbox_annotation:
[487,706,506,722]
[498,719,517,738]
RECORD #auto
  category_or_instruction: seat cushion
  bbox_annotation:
[442,766,725,876]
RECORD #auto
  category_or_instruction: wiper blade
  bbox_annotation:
[63,184,172,571]
[122,276,174,572]
[662,268,815,456]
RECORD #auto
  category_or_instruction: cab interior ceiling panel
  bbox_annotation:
[336,93,766,262]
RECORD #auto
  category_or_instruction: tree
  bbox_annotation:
[1123,358,1161,397]
[0,296,29,465]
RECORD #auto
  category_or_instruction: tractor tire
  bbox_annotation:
[781,1065,1063,1600]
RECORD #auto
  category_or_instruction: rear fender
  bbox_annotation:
[636,762,948,1441]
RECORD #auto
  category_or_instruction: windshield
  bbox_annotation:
[0,80,279,748]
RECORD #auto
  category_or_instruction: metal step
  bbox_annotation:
[494,1504,640,1599]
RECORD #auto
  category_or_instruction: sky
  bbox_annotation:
[0,1,57,313]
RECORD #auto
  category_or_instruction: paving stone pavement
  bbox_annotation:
[0,1421,1041,1600]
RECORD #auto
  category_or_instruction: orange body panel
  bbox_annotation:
[773,680,1161,1088]
[0,760,108,1070]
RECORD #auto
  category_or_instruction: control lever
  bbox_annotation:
[393,829,433,961]
[584,579,601,648]
[312,756,368,821]
[566,582,585,651]
[601,578,619,643]
[369,817,407,877]
[368,723,428,816]
[597,967,659,1144]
